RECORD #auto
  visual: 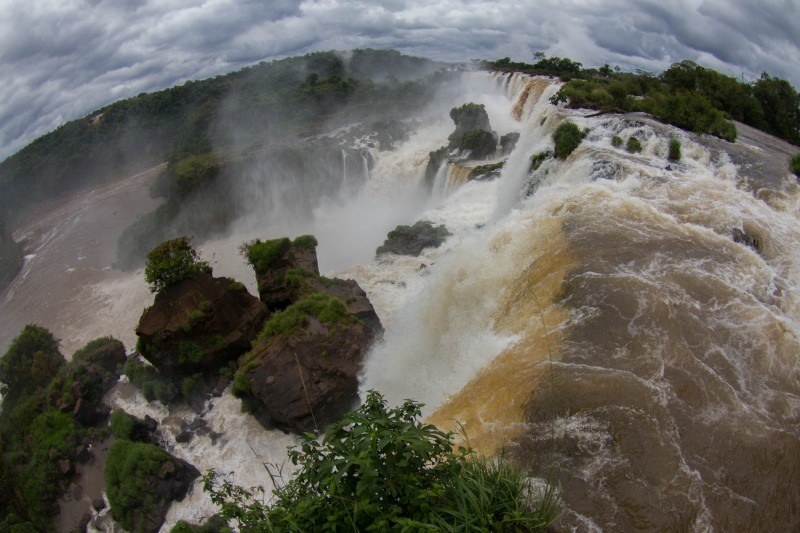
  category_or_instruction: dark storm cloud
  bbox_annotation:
[1,0,798,161]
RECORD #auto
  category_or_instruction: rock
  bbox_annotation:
[135,271,268,379]
[248,236,320,309]
[58,459,72,475]
[92,498,106,512]
[732,227,761,252]
[500,132,520,154]
[376,220,451,257]
[239,305,375,434]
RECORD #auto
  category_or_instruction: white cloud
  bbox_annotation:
[0,0,798,161]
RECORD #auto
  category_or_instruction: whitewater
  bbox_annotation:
[3,70,800,531]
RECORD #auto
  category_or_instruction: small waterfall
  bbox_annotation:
[445,163,472,192]
[341,148,348,188]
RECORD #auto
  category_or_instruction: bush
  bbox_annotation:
[255,293,352,342]
[204,391,560,531]
[529,151,551,172]
[611,135,623,148]
[109,409,136,440]
[144,236,211,293]
[668,139,682,161]
[626,137,643,153]
[242,238,291,275]
[0,325,64,412]
[104,440,171,531]
[292,235,318,250]
[791,153,800,179]
[553,121,584,160]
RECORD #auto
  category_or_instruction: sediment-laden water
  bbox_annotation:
[3,71,799,531]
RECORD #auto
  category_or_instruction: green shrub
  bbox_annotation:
[144,236,211,293]
[626,137,643,153]
[791,153,800,178]
[228,281,245,292]
[182,374,202,399]
[178,340,205,365]
[529,151,551,172]
[0,325,64,415]
[109,409,136,440]
[468,161,504,180]
[553,121,584,160]
[72,336,123,363]
[242,238,291,275]
[256,293,352,342]
[611,135,623,147]
[292,235,318,250]
[668,139,682,161]
[104,440,171,531]
[204,390,561,531]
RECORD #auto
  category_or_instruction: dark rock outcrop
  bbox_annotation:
[239,312,374,433]
[135,271,267,379]
[237,237,382,433]
[376,220,451,257]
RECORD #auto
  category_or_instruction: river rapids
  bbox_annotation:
[2,71,799,531]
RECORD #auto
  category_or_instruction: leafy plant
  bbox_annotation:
[668,139,682,161]
[553,121,584,160]
[626,137,643,153]
[144,236,211,293]
[110,409,136,440]
[204,390,560,532]
[611,135,623,148]
[791,153,800,179]
[242,237,291,275]
[104,440,172,531]
[528,151,551,172]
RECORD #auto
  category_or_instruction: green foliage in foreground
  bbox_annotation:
[204,391,561,532]
[104,439,171,531]
[144,236,211,293]
[553,121,585,160]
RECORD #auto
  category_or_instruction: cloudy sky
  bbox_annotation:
[1,0,798,161]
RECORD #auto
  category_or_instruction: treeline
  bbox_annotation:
[482,57,800,145]
[0,49,446,225]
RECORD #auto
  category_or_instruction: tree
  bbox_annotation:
[0,325,64,411]
[144,236,211,293]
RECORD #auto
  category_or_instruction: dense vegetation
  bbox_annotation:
[144,236,212,293]
[483,57,800,146]
[0,49,447,228]
[205,390,560,532]
[0,329,123,531]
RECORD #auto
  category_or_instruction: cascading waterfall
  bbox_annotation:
[8,68,799,532]
[354,73,800,531]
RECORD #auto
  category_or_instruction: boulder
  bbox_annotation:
[376,220,451,257]
[248,236,319,309]
[135,271,268,379]
[237,298,375,433]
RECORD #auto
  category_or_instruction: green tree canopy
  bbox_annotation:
[0,324,63,405]
[144,236,211,293]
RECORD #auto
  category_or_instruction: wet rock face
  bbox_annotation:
[135,271,268,378]
[238,238,382,433]
[242,315,374,433]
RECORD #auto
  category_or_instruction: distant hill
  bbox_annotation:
[0,49,448,225]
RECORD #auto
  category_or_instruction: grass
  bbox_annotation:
[791,153,800,179]
[668,139,682,161]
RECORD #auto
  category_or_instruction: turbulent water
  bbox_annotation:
[3,70,800,531]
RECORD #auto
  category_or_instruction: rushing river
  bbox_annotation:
[2,71,799,531]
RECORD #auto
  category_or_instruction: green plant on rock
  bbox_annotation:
[241,238,291,275]
[626,137,643,153]
[110,409,137,440]
[104,440,172,531]
[668,139,682,161]
[255,293,352,343]
[791,153,800,179]
[611,135,623,148]
[529,151,551,172]
[292,234,318,250]
[553,121,584,160]
[204,390,561,532]
[144,236,211,293]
